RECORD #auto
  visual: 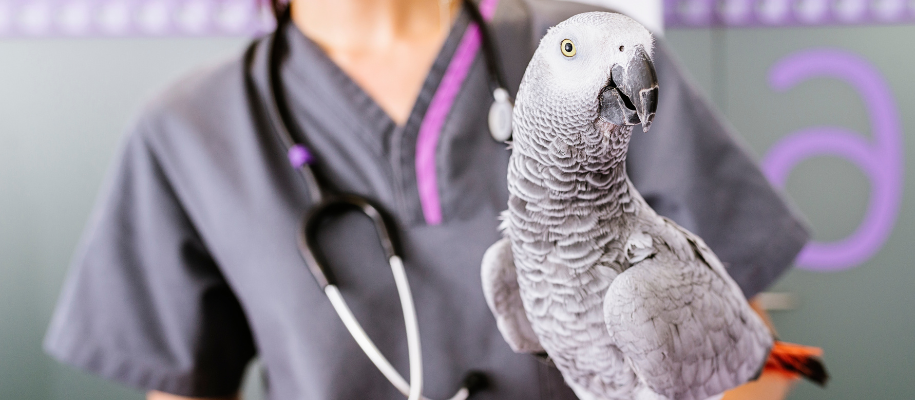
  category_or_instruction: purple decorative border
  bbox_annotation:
[665,0,915,28]
[0,0,274,37]
[4,0,915,37]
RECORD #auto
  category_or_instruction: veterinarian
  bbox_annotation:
[45,0,808,398]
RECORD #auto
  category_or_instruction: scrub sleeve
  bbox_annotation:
[628,43,809,298]
[43,122,256,397]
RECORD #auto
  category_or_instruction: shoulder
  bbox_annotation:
[520,0,608,36]
[114,37,278,199]
[493,0,615,92]
[496,0,680,91]
[132,38,263,151]
[520,0,678,68]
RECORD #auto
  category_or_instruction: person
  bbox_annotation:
[44,0,810,399]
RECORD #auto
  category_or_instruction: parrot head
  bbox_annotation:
[513,12,659,166]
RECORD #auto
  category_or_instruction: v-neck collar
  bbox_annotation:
[281,10,472,149]
[275,1,515,225]
[278,10,474,224]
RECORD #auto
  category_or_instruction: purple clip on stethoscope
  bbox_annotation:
[244,1,510,398]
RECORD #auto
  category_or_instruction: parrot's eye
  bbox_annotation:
[619,45,624,52]
[560,39,576,57]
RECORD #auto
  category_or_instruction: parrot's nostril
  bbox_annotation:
[619,46,624,52]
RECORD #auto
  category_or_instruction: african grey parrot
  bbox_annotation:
[481,13,773,400]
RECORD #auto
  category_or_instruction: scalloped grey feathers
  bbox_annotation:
[480,12,772,400]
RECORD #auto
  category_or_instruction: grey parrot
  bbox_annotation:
[481,12,774,400]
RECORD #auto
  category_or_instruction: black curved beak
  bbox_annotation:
[599,46,659,132]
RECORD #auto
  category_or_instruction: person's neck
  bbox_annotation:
[291,0,456,54]
[289,0,461,125]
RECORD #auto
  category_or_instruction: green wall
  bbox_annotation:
[0,23,912,400]
[0,37,248,400]
[666,26,915,399]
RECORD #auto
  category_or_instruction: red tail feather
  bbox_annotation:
[764,341,829,386]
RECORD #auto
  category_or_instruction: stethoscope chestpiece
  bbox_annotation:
[461,370,490,396]
[488,87,513,142]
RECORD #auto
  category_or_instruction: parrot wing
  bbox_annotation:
[603,220,772,400]
[481,238,545,354]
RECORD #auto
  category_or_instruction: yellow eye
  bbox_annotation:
[560,39,576,57]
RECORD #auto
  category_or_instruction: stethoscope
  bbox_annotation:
[244,1,513,399]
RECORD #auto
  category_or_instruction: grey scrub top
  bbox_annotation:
[44,0,809,398]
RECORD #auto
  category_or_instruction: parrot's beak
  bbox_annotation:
[598,46,659,132]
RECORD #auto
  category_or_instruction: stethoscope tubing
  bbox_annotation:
[252,2,503,398]
[322,253,434,400]
[298,196,439,399]
[326,277,472,400]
